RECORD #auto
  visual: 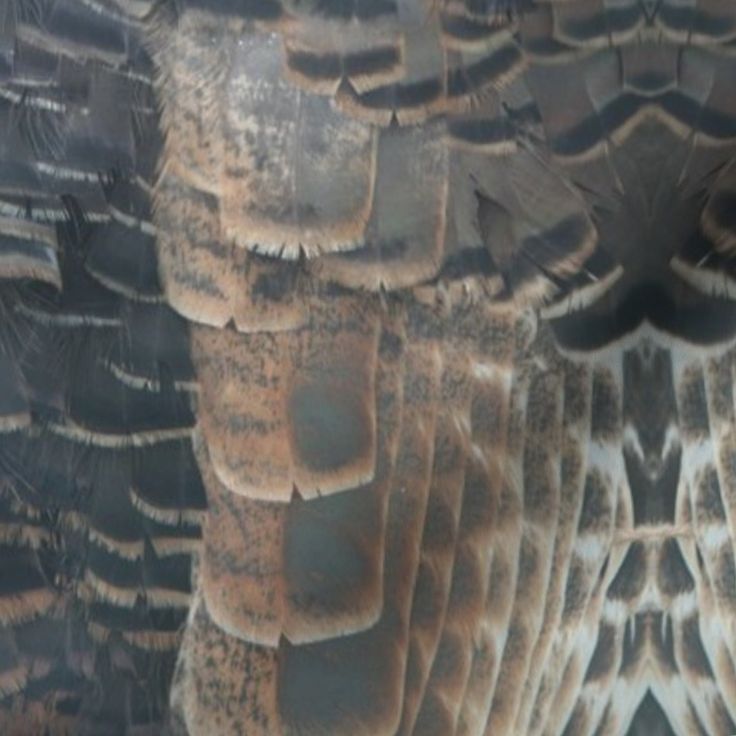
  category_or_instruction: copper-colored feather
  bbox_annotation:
[7,1,736,734]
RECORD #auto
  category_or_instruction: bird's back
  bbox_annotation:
[3,1,736,734]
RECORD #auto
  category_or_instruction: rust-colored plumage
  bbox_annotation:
[2,1,736,734]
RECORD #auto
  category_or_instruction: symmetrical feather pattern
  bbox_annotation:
[3,0,736,734]
[145,0,736,734]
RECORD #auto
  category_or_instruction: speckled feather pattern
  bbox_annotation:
[3,0,736,734]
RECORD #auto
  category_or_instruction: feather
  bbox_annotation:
[8,0,736,733]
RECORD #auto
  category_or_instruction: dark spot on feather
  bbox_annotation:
[289,378,371,474]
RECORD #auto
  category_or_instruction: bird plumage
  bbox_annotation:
[2,0,736,734]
